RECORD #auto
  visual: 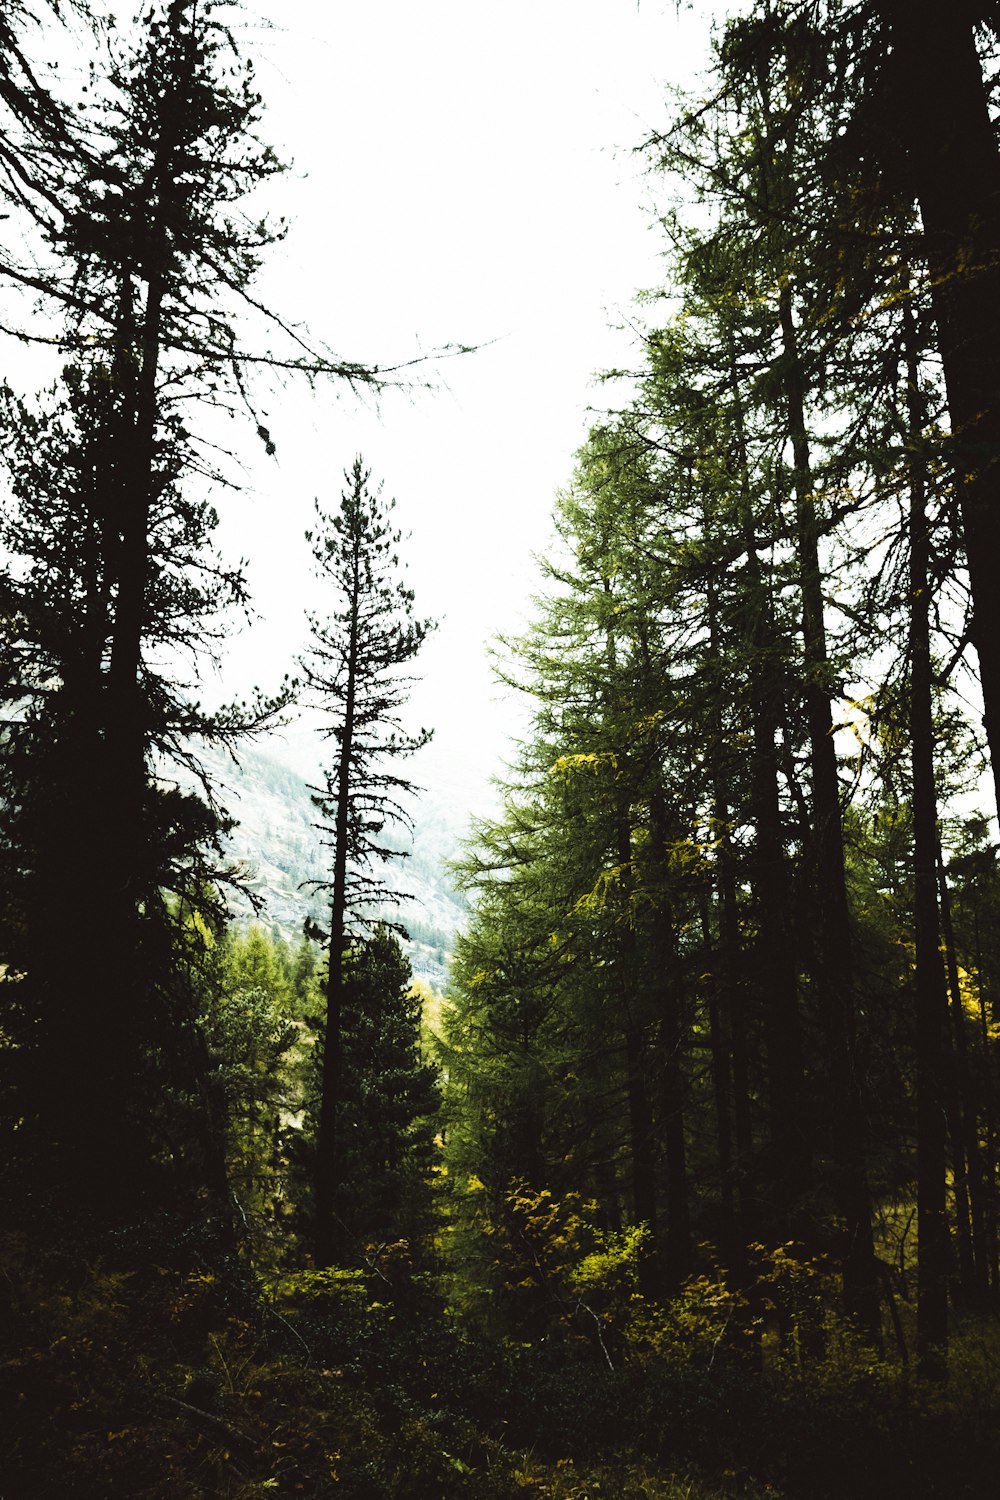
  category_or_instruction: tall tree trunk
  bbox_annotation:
[90,19,193,1195]
[732,372,808,1239]
[701,884,739,1270]
[649,796,691,1290]
[881,3,1000,813]
[902,297,949,1374]
[623,1004,657,1239]
[315,576,360,1265]
[939,855,990,1307]
[616,813,660,1293]
[779,286,880,1339]
[704,559,748,1267]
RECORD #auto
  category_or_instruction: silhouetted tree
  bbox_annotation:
[300,456,433,1263]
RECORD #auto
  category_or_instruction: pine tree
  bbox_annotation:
[300,456,433,1263]
[0,0,388,1203]
[326,927,439,1253]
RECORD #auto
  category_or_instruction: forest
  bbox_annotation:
[4,1,1000,1496]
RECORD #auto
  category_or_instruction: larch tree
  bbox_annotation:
[642,10,903,1337]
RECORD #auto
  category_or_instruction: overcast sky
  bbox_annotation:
[196,0,715,809]
[5,2,715,814]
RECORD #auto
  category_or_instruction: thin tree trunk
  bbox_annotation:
[648,796,691,1290]
[702,887,738,1270]
[971,909,1000,1301]
[704,557,747,1266]
[939,854,989,1306]
[616,810,660,1294]
[315,569,360,1265]
[903,296,949,1375]
[623,1009,657,1238]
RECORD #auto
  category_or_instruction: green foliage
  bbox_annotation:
[261,1264,368,1308]
[290,927,441,1259]
[170,916,304,1250]
[449,1177,649,1360]
[7,1208,1000,1500]
[624,1273,749,1370]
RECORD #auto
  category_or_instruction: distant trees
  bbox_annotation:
[189,920,299,1243]
[299,456,434,1263]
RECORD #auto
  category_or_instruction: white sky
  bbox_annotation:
[205,0,714,808]
[3,1,716,818]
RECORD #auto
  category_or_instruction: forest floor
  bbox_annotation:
[3,1218,1000,1499]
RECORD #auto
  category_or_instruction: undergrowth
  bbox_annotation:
[2,1216,999,1499]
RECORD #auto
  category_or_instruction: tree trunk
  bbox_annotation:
[732,378,808,1240]
[315,575,360,1265]
[704,558,748,1267]
[939,855,990,1307]
[779,285,880,1339]
[702,884,739,1271]
[649,797,691,1290]
[902,298,949,1374]
[881,3,1000,814]
[616,811,660,1293]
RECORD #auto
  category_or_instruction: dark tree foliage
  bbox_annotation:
[0,0,91,314]
[0,0,417,1213]
[291,927,439,1259]
[0,361,256,1182]
[0,0,301,1202]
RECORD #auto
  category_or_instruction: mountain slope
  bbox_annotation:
[186,740,467,987]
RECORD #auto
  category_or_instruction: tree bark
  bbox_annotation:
[649,797,692,1290]
[939,855,989,1307]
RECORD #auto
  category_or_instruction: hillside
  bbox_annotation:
[187,738,468,987]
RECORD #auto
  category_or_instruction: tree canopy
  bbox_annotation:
[5,1,1000,1494]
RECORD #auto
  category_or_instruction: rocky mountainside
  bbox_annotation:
[189,739,469,989]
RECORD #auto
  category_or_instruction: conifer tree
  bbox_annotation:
[326,927,439,1252]
[0,0,90,304]
[0,0,393,1204]
[0,0,293,1196]
[300,456,433,1263]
